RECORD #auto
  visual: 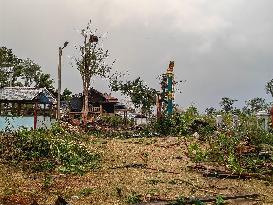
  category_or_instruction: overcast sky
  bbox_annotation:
[1,0,273,111]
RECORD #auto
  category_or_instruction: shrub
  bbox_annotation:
[188,113,273,174]
[126,192,141,204]
[100,115,124,128]
[0,123,100,174]
[152,106,215,137]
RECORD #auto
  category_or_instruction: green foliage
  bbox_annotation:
[188,143,208,163]
[265,79,273,97]
[73,21,113,80]
[72,20,114,114]
[227,153,244,173]
[61,88,73,101]
[187,112,273,174]
[126,192,141,204]
[115,187,123,197]
[3,188,16,196]
[193,200,204,205]
[0,123,100,174]
[153,115,176,136]
[152,106,215,137]
[100,115,124,128]
[35,72,55,92]
[219,97,238,113]
[205,107,217,115]
[0,46,22,87]
[0,46,54,90]
[0,47,20,67]
[215,195,225,205]
[111,77,157,115]
[79,187,95,197]
[43,175,53,189]
[146,178,161,185]
[243,97,269,114]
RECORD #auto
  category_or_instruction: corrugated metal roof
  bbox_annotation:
[0,87,56,103]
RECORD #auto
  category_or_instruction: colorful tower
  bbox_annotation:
[166,61,174,115]
[157,61,175,118]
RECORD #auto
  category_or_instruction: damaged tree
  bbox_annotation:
[73,21,114,123]
[110,77,157,115]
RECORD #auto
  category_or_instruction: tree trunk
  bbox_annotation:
[82,81,89,125]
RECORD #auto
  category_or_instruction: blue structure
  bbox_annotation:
[0,87,56,131]
[157,61,175,117]
[166,61,174,115]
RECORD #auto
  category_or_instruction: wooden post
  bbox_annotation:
[34,102,38,129]
[17,103,21,116]
[100,105,103,115]
[125,110,128,126]
[44,104,46,121]
[156,94,162,119]
[270,106,273,128]
[124,110,128,126]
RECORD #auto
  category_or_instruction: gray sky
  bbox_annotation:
[1,0,273,111]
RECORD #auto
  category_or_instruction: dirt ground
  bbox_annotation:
[0,137,272,205]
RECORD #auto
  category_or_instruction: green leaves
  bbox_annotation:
[0,46,54,90]
[219,97,238,113]
[126,192,141,204]
[265,79,273,97]
[110,77,157,115]
[243,97,269,114]
[0,124,100,174]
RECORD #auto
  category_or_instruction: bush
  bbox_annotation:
[0,123,100,174]
[100,115,124,128]
[188,113,273,174]
[126,192,141,204]
[152,106,215,137]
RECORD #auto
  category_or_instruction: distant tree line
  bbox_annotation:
[205,80,273,115]
[0,46,55,93]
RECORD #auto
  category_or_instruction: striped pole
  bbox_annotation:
[167,61,174,115]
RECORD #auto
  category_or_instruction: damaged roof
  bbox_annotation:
[0,87,56,104]
[89,87,118,103]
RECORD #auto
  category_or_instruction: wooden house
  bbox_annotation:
[70,88,119,114]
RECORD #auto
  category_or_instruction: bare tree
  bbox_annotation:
[72,21,114,123]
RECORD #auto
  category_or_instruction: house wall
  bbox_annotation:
[134,118,147,125]
[0,116,55,131]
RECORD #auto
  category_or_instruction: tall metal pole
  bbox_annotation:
[57,41,68,121]
[57,47,62,120]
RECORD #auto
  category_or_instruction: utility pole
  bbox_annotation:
[57,41,69,120]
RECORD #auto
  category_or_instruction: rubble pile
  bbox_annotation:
[59,119,143,138]
[60,121,82,133]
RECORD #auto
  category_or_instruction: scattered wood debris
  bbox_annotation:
[189,164,273,181]
[0,196,70,205]
[139,193,259,205]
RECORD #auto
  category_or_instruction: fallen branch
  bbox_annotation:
[139,193,259,205]
[184,193,259,204]
[189,164,273,181]
[110,163,181,175]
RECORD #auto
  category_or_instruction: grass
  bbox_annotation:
[0,136,272,204]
